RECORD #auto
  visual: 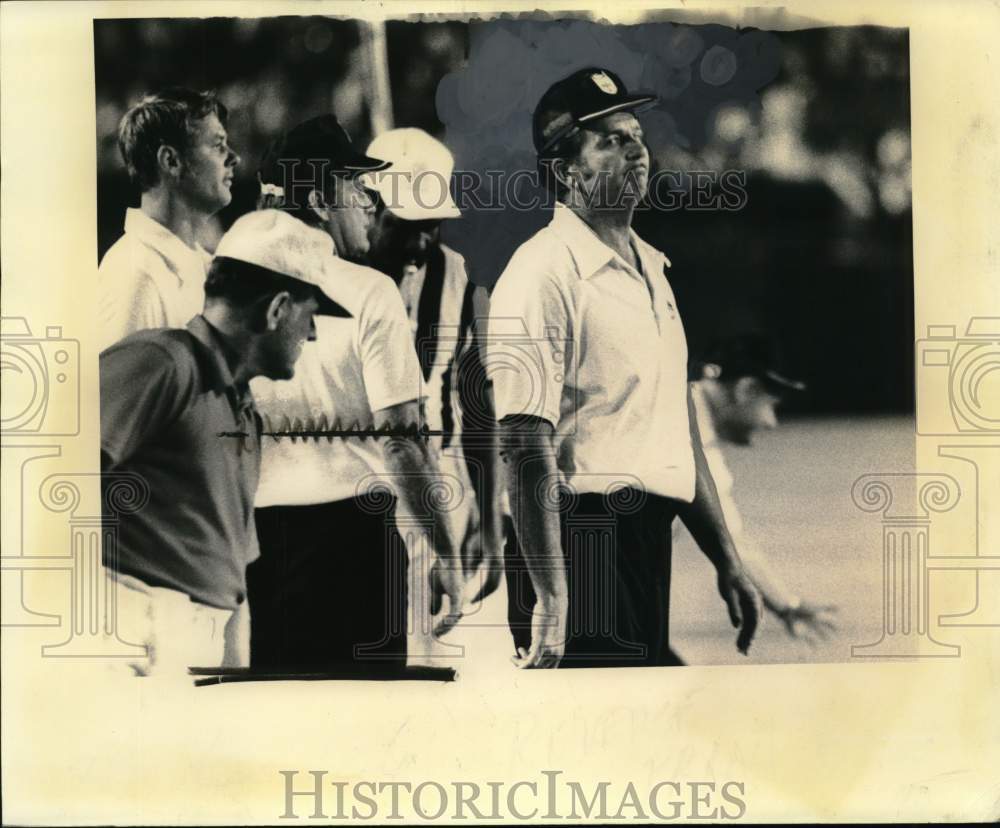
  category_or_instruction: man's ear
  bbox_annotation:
[264,291,292,332]
[307,188,330,223]
[156,144,183,181]
[551,157,577,194]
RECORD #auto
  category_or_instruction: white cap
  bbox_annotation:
[364,128,461,221]
[214,209,351,317]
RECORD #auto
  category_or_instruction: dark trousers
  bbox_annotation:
[248,497,408,671]
[504,490,684,668]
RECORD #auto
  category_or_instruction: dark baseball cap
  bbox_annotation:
[258,114,390,187]
[699,332,806,393]
[533,67,657,157]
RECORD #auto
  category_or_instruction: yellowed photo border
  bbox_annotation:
[2,0,998,823]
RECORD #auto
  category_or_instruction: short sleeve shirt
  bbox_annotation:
[489,204,696,502]
[252,256,423,507]
[98,208,211,352]
[100,315,261,610]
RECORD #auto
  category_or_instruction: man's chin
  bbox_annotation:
[342,238,370,263]
[263,363,296,382]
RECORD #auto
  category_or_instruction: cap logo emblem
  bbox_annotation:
[591,71,618,95]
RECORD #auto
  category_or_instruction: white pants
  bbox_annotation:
[107,571,248,676]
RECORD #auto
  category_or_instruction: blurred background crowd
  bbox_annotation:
[95,15,913,418]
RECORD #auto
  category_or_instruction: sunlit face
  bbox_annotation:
[368,210,441,280]
[260,293,319,381]
[567,111,649,208]
[177,113,240,214]
[318,174,377,262]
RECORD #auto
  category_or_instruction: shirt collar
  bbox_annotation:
[548,202,671,279]
[186,315,253,408]
[124,208,208,282]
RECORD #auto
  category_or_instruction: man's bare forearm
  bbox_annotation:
[676,389,742,573]
[460,385,503,538]
[458,296,503,540]
[383,436,461,564]
[500,418,566,603]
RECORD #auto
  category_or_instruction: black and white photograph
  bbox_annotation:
[1,1,998,824]
[92,13,914,676]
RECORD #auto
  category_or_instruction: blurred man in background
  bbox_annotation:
[365,128,504,664]
[98,87,240,351]
[685,333,838,648]
[247,115,464,674]
[100,210,342,675]
[491,67,761,669]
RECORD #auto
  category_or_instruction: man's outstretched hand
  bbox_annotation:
[778,600,839,645]
[717,565,763,655]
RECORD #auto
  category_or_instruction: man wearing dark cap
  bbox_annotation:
[247,115,464,673]
[685,333,838,647]
[100,209,345,675]
[490,67,763,668]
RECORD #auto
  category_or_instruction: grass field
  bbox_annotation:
[440,415,917,672]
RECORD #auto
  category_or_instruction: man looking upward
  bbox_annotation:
[491,67,762,668]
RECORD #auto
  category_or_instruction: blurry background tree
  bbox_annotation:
[95,16,912,416]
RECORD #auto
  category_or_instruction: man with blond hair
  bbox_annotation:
[98,87,240,351]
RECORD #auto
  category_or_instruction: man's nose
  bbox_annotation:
[227,148,240,168]
[308,317,318,341]
[625,138,647,161]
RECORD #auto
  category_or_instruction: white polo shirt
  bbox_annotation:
[97,208,211,352]
[489,203,696,502]
[251,254,423,507]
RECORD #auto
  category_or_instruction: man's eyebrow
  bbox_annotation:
[602,126,644,140]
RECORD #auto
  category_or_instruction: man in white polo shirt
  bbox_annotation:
[246,115,464,673]
[98,87,240,352]
[491,67,762,668]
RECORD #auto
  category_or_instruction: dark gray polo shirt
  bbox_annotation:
[100,315,260,610]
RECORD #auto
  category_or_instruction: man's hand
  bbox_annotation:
[717,565,763,655]
[511,597,567,669]
[777,600,839,645]
[429,558,465,638]
[464,519,505,605]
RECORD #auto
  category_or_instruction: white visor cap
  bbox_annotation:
[364,128,461,221]
[213,209,352,317]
